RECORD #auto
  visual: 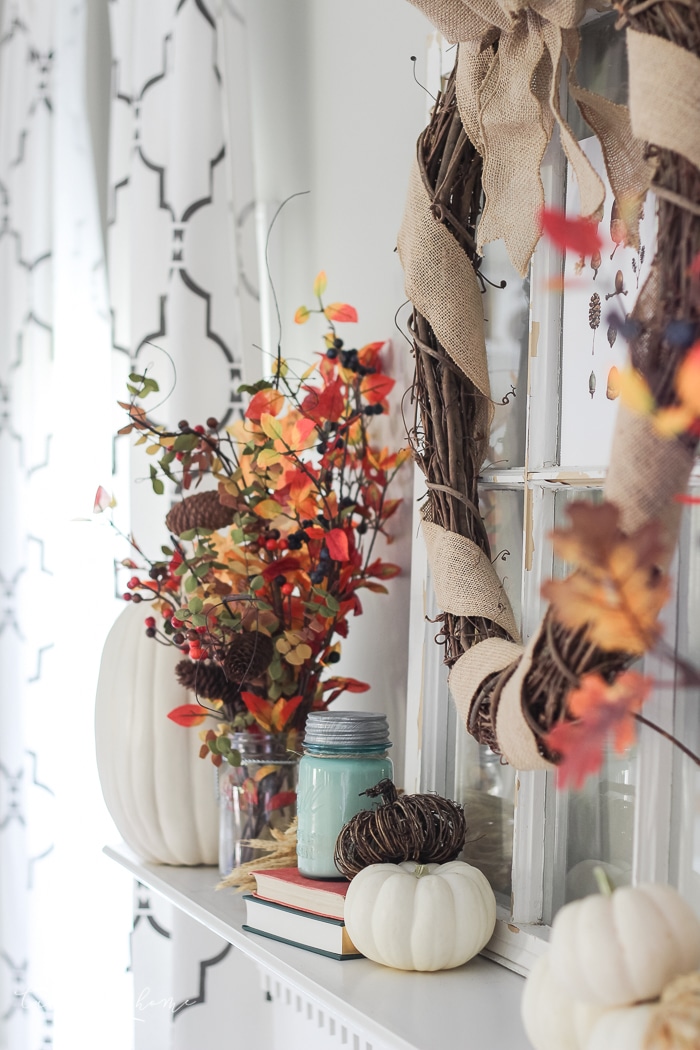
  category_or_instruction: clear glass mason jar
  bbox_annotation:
[296,711,393,878]
[218,730,300,877]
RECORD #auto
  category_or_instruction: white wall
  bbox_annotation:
[247,0,434,783]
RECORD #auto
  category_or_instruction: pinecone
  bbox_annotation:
[175,659,242,710]
[223,632,274,683]
[165,491,235,536]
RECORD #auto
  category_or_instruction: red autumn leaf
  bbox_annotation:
[357,581,389,594]
[167,704,208,727]
[366,559,401,580]
[360,372,395,405]
[303,525,327,542]
[358,341,385,368]
[266,790,297,813]
[326,528,350,562]
[545,671,651,790]
[261,556,301,582]
[321,676,369,693]
[301,378,346,423]
[324,302,358,323]
[271,693,304,732]
[539,207,602,258]
[675,493,700,504]
[246,387,284,421]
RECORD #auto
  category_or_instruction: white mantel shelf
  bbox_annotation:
[105,842,529,1050]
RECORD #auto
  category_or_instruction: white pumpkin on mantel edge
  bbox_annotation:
[95,602,218,865]
[344,860,497,971]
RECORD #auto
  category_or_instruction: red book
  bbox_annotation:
[250,866,350,920]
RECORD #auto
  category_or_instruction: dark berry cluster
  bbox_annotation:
[286,527,309,551]
[310,545,332,585]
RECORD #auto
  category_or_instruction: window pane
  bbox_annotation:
[555,749,635,906]
[450,488,524,902]
[457,735,516,903]
[479,487,524,633]
[548,488,635,911]
[482,239,529,471]
[670,495,700,912]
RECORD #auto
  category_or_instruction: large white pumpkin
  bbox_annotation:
[549,883,700,1008]
[585,1003,655,1050]
[521,954,605,1050]
[344,860,496,971]
[95,603,218,864]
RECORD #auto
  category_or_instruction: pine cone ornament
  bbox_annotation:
[165,491,235,535]
[588,292,601,330]
[223,632,274,683]
[175,658,242,710]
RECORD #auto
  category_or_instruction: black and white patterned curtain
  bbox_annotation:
[1,1,262,1047]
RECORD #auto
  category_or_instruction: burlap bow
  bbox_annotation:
[409,0,651,275]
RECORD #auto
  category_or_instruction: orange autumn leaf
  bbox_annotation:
[294,305,310,324]
[240,691,304,733]
[545,671,652,790]
[360,372,395,405]
[541,501,670,654]
[246,387,285,421]
[324,302,358,323]
[167,704,208,727]
[358,341,385,368]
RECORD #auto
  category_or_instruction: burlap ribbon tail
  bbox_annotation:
[410,0,651,275]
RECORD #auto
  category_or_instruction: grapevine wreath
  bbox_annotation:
[399,0,700,770]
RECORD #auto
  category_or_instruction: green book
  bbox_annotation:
[242,894,362,960]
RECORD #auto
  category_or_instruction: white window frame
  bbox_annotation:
[404,26,700,976]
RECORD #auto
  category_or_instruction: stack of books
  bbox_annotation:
[242,866,362,960]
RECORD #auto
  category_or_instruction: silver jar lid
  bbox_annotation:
[303,711,392,749]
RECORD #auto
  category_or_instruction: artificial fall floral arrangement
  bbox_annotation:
[106,273,409,767]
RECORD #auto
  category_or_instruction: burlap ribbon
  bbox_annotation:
[409,0,651,275]
[627,30,700,175]
[397,135,523,737]
[423,517,521,640]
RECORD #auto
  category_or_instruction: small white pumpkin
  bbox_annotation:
[343,860,496,971]
[549,882,700,1008]
[522,954,605,1050]
[585,1003,655,1050]
[95,603,218,865]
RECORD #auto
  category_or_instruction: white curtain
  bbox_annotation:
[1,1,264,1047]
[0,2,133,1048]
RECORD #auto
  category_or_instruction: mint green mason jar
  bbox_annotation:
[296,711,393,878]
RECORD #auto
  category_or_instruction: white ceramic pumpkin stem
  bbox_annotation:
[593,865,614,897]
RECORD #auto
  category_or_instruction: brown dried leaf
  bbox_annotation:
[543,501,670,654]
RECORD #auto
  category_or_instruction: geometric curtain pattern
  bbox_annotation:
[108,0,259,440]
[0,3,58,1046]
[107,3,263,1047]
